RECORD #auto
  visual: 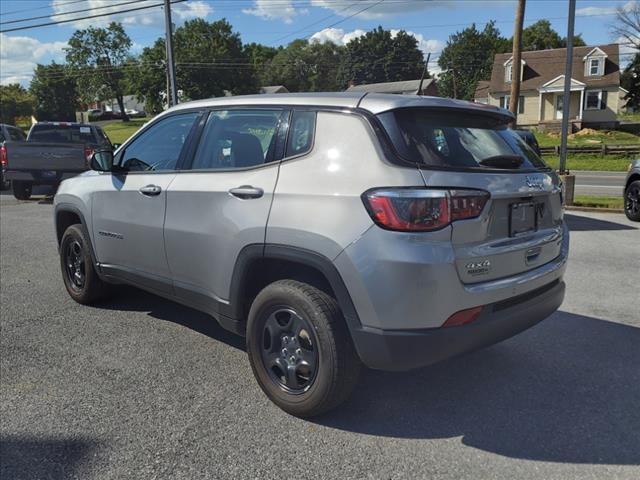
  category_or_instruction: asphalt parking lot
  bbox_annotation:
[1,189,639,480]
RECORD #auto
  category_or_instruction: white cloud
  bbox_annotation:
[310,0,449,19]
[242,0,308,24]
[576,0,635,16]
[0,33,67,85]
[309,28,366,45]
[50,0,212,28]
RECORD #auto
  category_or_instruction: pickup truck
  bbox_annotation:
[3,122,113,200]
[0,123,27,189]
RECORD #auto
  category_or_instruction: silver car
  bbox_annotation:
[54,93,568,417]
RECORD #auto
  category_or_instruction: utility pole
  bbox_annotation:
[509,0,526,125]
[417,52,431,95]
[164,0,178,107]
[451,62,458,99]
[559,0,576,204]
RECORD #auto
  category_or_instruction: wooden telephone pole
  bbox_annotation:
[509,0,526,124]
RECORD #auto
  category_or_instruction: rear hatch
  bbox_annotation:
[377,107,564,284]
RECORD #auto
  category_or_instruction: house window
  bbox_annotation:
[505,64,512,83]
[589,58,601,76]
[584,90,608,110]
[500,95,525,114]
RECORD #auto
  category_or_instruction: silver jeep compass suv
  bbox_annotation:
[54,93,568,417]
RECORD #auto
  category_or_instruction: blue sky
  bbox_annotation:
[0,0,634,86]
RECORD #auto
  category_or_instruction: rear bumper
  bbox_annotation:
[4,170,82,184]
[351,279,565,371]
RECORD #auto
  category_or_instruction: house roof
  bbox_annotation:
[260,85,289,94]
[474,80,490,99]
[346,78,435,94]
[487,43,620,94]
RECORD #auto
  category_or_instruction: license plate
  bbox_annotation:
[509,202,538,237]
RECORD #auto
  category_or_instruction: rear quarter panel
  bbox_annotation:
[266,110,425,259]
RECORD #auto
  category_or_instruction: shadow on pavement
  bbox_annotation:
[0,437,100,480]
[95,287,246,351]
[565,213,636,231]
[316,311,640,465]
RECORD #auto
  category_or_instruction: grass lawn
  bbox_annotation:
[534,129,639,147]
[542,154,633,172]
[572,195,624,209]
[618,112,640,122]
[102,118,150,144]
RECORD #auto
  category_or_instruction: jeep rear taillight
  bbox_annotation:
[0,144,7,167]
[363,188,489,232]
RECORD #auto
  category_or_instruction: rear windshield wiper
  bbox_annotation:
[478,155,524,169]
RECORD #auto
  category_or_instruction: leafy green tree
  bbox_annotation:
[65,22,132,121]
[173,18,258,99]
[519,20,585,51]
[127,39,167,114]
[244,42,281,85]
[437,22,510,100]
[262,39,344,92]
[29,62,78,121]
[339,27,424,88]
[0,83,34,125]
[622,53,640,110]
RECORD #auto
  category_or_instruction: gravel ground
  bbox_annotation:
[1,190,639,480]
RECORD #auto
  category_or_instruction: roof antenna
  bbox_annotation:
[417,52,431,96]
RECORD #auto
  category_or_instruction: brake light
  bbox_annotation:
[84,146,94,162]
[363,188,489,232]
[0,144,7,167]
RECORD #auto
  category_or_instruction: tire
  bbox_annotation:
[12,181,32,200]
[624,180,640,222]
[60,224,110,304]
[247,280,361,417]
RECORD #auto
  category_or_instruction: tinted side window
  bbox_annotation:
[8,128,26,141]
[191,110,283,170]
[286,111,315,157]
[120,112,198,171]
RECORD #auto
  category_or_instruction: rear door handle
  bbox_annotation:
[229,185,264,199]
[139,184,162,196]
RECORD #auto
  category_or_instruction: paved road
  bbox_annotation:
[1,194,639,480]
[574,170,627,197]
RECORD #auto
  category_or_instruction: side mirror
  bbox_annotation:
[90,150,114,172]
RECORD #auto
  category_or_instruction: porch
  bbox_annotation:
[538,75,586,124]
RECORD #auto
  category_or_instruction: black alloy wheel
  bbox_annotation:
[65,239,85,291]
[260,307,319,393]
[625,180,640,221]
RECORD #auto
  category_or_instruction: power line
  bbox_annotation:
[0,0,87,17]
[0,0,156,26]
[0,0,187,34]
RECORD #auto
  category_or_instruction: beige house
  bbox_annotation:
[474,44,628,129]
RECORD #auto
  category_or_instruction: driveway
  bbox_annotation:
[1,195,639,480]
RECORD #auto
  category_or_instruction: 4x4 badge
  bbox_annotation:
[525,175,544,190]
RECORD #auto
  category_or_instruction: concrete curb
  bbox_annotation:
[565,206,624,214]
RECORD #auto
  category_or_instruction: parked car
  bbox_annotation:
[125,108,146,118]
[53,93,568,417]
[513,129,542,156]
[3,122,112,200]
[624,160,640,221]
[0,123,27,189]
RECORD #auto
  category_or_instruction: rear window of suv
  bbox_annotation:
[28,124,98,144]
[378,108,548,171]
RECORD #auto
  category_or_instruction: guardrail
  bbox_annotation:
[539,144,640,156]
